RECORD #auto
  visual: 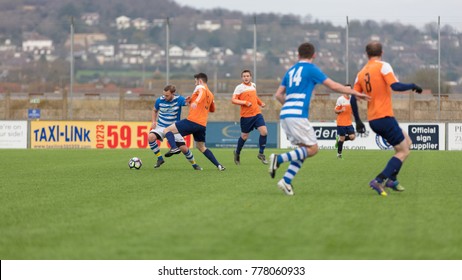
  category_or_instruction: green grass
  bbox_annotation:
[1,149,461,260]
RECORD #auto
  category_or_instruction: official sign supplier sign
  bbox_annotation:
[407,125,440,150]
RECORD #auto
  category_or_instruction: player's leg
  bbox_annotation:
[178,141,202,171]
[194,128,225,171]
[234,132,248,165]
[164,122,181,155]
[336,126,346,158]
[270,119,317,195]
[196,141,225,171]
[256,115,268,164]
[385,129,411,191]
[369,117,406,196]
[148,129,165,168]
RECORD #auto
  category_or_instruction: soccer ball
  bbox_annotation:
[128,157,142,169]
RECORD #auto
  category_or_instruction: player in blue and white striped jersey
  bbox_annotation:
[148,85,202,170]
[268,43,369,195]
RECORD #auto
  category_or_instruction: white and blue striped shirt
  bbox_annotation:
[280,61,327,119]
[154,95,186,128]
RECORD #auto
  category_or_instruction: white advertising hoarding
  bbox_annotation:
[0,120,28,149]
[280,121,446,150]
[447,123,462,150]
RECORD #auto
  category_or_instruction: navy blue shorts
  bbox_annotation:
[369,117,405,146]
[240,114,266,133]
[337,125,355,136]
[175,119,206,142]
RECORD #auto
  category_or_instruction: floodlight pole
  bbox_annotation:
[346,16,349,84]
[70,16,74,120]
[437,16,441,121]
[253,15,257,84]
[166,17,170,85]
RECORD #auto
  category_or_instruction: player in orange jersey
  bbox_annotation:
[334,85,356,159]
[231,70,268,165]
[354,41,422,196]
[164,73,225,171]
[334,84,366,159]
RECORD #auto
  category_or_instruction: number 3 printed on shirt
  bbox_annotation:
[288,67,303,87]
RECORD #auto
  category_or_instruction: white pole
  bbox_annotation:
[253,15,257,84]
[438,16,441,121]
[166,17,170,85]
[346,16,349,84]
[70,16,74,120]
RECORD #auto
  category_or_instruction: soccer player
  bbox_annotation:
[334,84,357,159]
[353,41,422,196]
[231,69,268,165]
[164,73,225,171]
[269,42,369,195]
[148,85,202,170]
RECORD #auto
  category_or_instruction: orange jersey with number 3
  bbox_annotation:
[353,60,398,121]
[187,84,214,126]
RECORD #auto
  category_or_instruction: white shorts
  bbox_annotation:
[281,118,317,146]
[150,126,185,143]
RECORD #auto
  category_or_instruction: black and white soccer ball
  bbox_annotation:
[128,157,142,169]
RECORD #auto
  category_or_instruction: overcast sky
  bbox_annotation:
[174,0,462,30]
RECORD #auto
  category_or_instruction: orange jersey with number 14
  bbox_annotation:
[187,84,214,126]
[354,60,398,121]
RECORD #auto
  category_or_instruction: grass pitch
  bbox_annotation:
[1,148,461,260]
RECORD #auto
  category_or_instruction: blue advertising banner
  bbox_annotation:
[206,122,278,148]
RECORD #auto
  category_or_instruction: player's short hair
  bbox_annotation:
[241,69,252,77]
[164,84,176,93]
[298,42,316,59]
[366,41,382,57]
[194,72,208,83]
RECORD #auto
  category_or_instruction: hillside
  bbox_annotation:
[0,0,461,92]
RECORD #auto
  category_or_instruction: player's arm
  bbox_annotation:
[151,108,158,129]
[391,82,423,93]
[274,85,286,105]
[232,94,251,107]
[209,101,216,113]
[323,78,370,101]
[334,105,344,114]
[257,96,265,107]
[350,95,366,133]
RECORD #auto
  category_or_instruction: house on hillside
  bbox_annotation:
[183,46,208,66]
[22,32,54,57]
[223,19,242,31]
[325,31,341,44]
[132,18,150,30]
[65,33,108,50]
[116,16,131,30]
[196,20,221,32]
[81,13,100,26]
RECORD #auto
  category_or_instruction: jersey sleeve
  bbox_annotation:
[154,98,160,110]
[233,84,242,95]
[381,62,399,86]
[311,65,328,84]
[177,95,186,106]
